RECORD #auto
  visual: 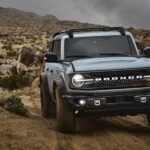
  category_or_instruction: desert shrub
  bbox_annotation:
[0,95,28,116]
[2,44,12,50]
[13,38,24,45]
[0,73,31,90]
[0,99,4,107]
[7,50,17,58]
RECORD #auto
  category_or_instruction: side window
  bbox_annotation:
[53,40,61,58]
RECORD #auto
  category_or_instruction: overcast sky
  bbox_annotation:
[0,0,150,29]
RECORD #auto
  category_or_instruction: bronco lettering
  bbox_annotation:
[95,75,143,82]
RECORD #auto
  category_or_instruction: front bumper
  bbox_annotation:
[62,87,150,116]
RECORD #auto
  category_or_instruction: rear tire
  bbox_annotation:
[55,87,75,133]
[40,76,56,118]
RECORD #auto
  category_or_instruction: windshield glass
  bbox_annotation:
[64,35,137,59]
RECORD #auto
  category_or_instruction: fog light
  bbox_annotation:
[79,99,86,105]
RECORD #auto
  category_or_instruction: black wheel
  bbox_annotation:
[147,114,150,125]
[55,87,75,133]
[40,76,56,118]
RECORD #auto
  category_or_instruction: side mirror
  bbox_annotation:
[44,52,58,63]
[144,47,150,57]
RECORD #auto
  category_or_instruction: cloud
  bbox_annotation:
[0,0,150,29]
[91,0,150,29]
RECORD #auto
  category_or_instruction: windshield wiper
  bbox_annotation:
[67,55,90,58]
[99,53,129,56]
[66,53,128,59]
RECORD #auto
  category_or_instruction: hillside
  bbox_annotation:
[0,7,58,27]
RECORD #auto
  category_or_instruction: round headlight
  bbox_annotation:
[72,74,84,87]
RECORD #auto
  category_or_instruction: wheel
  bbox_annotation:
[40,76,56,118]
[55,87,75,133]
[147,113,150,125]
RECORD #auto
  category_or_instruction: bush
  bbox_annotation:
[0,95,28,116]
[0,73,31,90]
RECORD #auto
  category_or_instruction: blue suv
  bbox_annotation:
[40,27,150,133]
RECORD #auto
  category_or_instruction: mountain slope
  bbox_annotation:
[0,7,58,27]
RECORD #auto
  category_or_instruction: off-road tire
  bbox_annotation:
[147,114,150,125]
[40,76,56,118]
[55,87,75,133]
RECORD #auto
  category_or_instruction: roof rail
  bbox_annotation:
[53,27,126,38]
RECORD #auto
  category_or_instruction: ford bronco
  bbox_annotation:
[40,27,150,133]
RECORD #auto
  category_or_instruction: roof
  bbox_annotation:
[53,27,126,40]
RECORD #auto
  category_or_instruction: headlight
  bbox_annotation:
[72,74,84,87]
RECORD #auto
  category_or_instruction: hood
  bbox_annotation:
[71,57,150,72]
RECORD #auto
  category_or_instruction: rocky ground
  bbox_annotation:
[0,88,150,150]
[0,7,150,150]
[0,87,150,150]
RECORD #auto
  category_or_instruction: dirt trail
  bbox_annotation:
[0,94,150,150]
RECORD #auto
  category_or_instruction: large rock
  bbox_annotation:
[18,46,36,66]
[0,64,15,75]
[0,59,27,76]
[0,59,7,65]
[8,59,28,74]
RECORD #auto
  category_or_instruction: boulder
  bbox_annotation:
[0,64,15,75]
[7,59,28,74]
[0,59,7,65]
[18,46,36,66]
[0,59,27,76]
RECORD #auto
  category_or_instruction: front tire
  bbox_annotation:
[40,76,55,118]
[55,87,75,133]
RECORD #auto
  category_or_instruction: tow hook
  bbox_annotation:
[140,97,147,103]
[134,96,149,104]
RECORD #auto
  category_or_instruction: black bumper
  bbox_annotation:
[62,87,150,116]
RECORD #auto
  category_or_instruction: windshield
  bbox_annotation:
[64,35,137,59]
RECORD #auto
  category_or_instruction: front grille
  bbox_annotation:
[70,68,150,90]
[88,79,147,89]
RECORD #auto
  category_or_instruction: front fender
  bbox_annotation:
[55,73,66,91]
[40,72,46,84]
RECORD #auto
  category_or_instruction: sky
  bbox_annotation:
[0,0,150,29]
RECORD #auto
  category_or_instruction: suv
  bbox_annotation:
[40,27,150,133]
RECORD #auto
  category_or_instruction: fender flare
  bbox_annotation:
[40,72,46,82]
[54,74,66,92]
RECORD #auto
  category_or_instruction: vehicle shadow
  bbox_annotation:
[76,116,150,135]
